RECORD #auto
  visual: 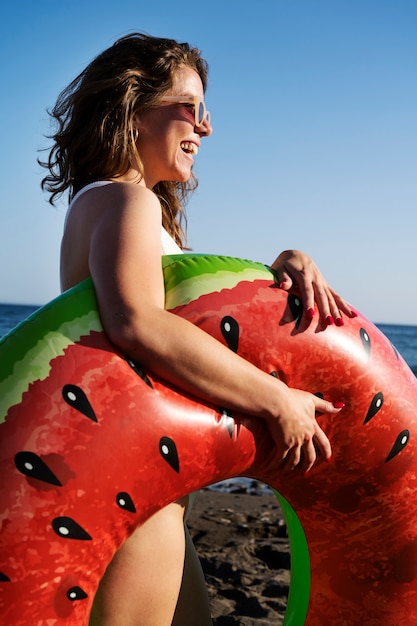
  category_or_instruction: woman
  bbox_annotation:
[41,32,354,626]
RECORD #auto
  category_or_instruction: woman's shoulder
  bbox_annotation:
[68,181,160,218]
[74,180,157,203]
[63,181,162,248]
[70,180,113,205]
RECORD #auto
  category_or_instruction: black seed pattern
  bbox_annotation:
[385,430,410,462]
[15,451,62,486]
[288,294,303,328]
[116,492,136,513]
[52,517,92,540]
[159,436,180,473]
[360,328,371,360]
[62,385,97,422]
[67,586,88,601]
[364,392,384,424]
[0,572,10,582]
[220,316,239,352]
[127,359,153,388]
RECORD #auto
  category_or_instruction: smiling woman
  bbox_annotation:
[132,67,211,188]
[31,32,356,625]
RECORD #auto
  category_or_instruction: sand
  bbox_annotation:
[186,485,289,625]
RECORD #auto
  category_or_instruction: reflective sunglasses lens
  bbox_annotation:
[197,100,205,125]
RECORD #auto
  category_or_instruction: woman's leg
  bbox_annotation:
[89,499,188,626]
[172,524,213,626]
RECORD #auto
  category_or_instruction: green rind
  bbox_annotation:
[0,279,98,373]
[0,279,101,423]
[163,254,272,309]
[274,491,311,625]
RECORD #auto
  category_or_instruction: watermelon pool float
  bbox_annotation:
[1,254,417,625]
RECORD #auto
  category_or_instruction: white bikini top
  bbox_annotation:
[65,181,183,255]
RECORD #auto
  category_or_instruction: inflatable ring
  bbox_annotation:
[1,254,417,625]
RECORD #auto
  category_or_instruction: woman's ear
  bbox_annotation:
[131,115,140,143]
[132,113,141,131]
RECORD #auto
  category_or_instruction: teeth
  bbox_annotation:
[180,142,198,155]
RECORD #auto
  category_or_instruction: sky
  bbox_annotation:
[0,0,416,324]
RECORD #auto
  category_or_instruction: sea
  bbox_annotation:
[1,303,416,494]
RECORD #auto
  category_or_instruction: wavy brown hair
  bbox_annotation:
[39,33,209,247]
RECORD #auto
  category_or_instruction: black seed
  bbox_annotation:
[116,492,136,513]
[127,359,153,388]
[220,316,239,352]
[288,294,303,328]
[62,385,97,422]
[52,516,92,540]
[364,392,384,424]
[15,451,62,486]
[0,572,10,582]
[159,436,180,473]
[385,429,410,462]
[360,327,371,360]
[67,586,88,601]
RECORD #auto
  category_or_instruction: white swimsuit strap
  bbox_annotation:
[64,181,113,229]
[64,181,183,255]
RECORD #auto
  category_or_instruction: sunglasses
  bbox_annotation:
[160,95,211,128]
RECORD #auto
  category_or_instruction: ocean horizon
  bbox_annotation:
[1,302,416,377]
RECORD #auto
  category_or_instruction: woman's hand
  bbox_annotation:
[266,387,343,474]
[271,249,357,327]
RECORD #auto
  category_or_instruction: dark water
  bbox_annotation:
[376,323,417,376]
[0,303,40,339]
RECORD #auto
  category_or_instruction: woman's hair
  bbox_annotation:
[39,32,209,246]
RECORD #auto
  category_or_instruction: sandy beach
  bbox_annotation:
[187,486,289,625]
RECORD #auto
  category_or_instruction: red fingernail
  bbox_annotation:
[279,281,287,289]
[333,402,345,409]
[335,317,344,327]
[351,310,358,318]
[307,307,315,319]
[326,456,332,463]
[326,315,334,325]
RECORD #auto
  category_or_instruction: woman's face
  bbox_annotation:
[134,66,212,188]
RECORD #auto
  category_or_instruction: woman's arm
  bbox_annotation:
[87,184,342,473]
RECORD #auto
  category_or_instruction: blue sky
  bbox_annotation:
[1,0,416,324]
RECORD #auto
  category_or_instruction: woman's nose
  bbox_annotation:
[196,117,212,137]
